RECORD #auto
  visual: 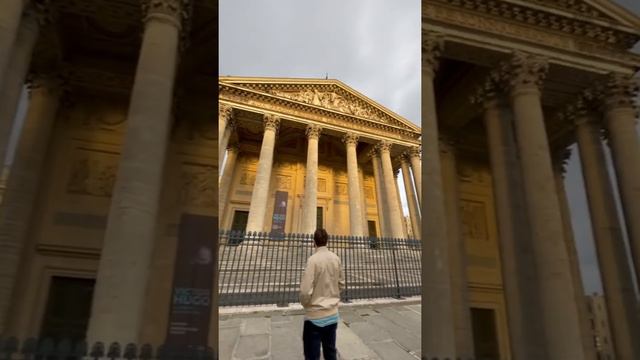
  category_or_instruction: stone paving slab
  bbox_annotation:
[220,301,421,359]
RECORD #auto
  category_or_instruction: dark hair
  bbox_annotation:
[313,228,328,247]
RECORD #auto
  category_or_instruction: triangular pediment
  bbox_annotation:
[219,77,420,133]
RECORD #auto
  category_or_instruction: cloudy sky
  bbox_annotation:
[220,1,640,295]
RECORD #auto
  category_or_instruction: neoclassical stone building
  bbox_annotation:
[218,77,422,239]
[423,0,640,359]
[0,0,216,352]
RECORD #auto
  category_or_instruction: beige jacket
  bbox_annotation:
[299,246,345,319]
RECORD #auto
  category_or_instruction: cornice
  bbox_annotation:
[425,0,640,50]
[424,0,640,71]
[218,83,421,145]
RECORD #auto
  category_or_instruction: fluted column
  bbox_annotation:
[377,142,404,238]
[0,0,25,91]
[422,32,456,357]
[400,154,420,239]
[574,108,640,360]
[342,133,364,236]
[219,144,239,227]
[301,125,321,234]
[506,52,584,359]
[218,104,234,164]
[0,74,62,334]
[439,136,475,358]
[477,90,547,360]
[246,115,279,233]
[601,74,640,287]
[86,0,189,344]
[370,149,389,237]
[0,7,41,168]
[408,146,421,204]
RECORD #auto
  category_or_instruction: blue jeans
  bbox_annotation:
[303,320,337,360]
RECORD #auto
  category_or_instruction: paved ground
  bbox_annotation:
[219,299,421,360]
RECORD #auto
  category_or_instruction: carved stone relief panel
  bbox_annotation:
[318,178,327,193]
[275,175,292,190]
[460,199,489,243]
[240,170,256,186]
[458,162,488,185]
[67,149,119,197]
[364,186,374,200]
[181,164,215,208]
[62,99,127,135]
[335,183,348,196]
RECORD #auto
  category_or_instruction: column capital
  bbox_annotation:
[263,113,280,133]
[305,124,322,140]
[438,134,458,155]
[471,71,508,108]
[342,132,359,146]
[141,0,191,29]
[500,51,549,94]
[600,73,639,111]
[552,147,573,177]
[367,147,380,160]
[219,103,233,122]
[399,152,412,164]
[407,146,421,159]
[423,31,444,76]
[375,140,392,153]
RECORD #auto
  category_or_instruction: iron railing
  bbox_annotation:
[217,231,422,307]
[0,338,216,360]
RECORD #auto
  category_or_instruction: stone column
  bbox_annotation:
[601,74,640,286]
[422,32,456,357]
[219,144,239,227]
[408,146,421,204]
[439,136,475,358]
[301,125,321,234]
[0,0,25,91]
[86,0,189,344]
[478,90,547,360]
[377,142,405,239]
[370,149,389,237]
[0,7,40,168]
[218,104,234,165]
[392,168,408,238]
[342,133,364,236]
[553,153,599,360]
[245,114,279,233]
[358,168,369,236]
[506,52,585,359]
[0,74,61,334]
[574,109,640,360]
[400,154,420,239]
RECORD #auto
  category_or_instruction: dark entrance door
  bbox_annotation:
[231,210,249,232]
[40,277,95,343]
[316,207,324,229]
[471,307,501,360]
[367,220,377,238]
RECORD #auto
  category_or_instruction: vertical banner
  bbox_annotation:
[165,213,217,346]
[271,191,288,237]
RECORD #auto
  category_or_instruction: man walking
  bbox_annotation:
[300,228,345,360]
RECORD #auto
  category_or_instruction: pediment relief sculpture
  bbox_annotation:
[268,89,384,122]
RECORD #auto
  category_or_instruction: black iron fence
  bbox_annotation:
[0,338,215,360]
[217,231,422,307]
